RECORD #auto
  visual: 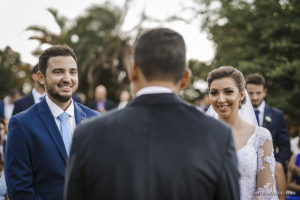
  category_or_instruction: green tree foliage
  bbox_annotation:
[183,59,212,103]
[193,0,300,131]
[27,3,135,102]
[0,46,21,98]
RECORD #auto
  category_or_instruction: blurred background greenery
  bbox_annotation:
[1,0,299,134]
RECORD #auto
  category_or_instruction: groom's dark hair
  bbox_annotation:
[134,28,186,83]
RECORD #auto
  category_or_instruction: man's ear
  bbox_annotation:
[32,73,38,81]
[36,71,45,86]
[129,62,139,83]
[178,68,191,90]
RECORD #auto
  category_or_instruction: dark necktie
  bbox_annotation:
[255,110,260,126]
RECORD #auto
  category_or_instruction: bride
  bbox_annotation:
[207,66,278,200]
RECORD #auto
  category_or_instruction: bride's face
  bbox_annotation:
[209,77,245,120]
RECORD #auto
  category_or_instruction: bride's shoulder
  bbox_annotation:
[255,126,273,143]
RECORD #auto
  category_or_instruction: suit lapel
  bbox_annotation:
[29,93,35,105]
[74,102,87,125]
[36,99,68,162]
[263,104,272,129]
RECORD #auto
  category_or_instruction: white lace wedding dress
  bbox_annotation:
[238,126,278,200]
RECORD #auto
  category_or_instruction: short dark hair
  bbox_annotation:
[134,28,186,83]
[32,64,39,74]
[245,73,266,88]
[207,66,246,106]
[38,45,77,75]
[8,88,19,98]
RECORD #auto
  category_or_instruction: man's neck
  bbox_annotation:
[134,81,179,96]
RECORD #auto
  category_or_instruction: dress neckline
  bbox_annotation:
[237,126,258,152]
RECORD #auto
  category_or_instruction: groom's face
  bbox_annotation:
[246,84,266,108]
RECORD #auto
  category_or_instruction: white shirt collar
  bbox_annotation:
[45,95,75,118]
[136,86,172,97]
[32,88,45,104]
[256,100,265,113]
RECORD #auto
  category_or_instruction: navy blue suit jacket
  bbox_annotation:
[263,104,291,166]
[5,98,98,200]
[88,99,117,112]
[0,101,4,118]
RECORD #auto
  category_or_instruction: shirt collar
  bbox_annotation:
[256,100,265,113]
[136,86,173,97]
[45,95,75,118]
[32,88,45,103]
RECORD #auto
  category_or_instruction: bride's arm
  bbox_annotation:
[254,128,277,200]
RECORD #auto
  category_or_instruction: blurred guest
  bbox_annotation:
[246,73,291,169]
[194,94,209,112]
[0,154,6,200]
[275,161,287,200]
[117,90,130,109]
[12,65,45,116]
[0,119,5,157]
[76,92,86,105]
[291,133,300,155]
[89,85,117,113]
[287,154,300,199]
[0,88,20,119]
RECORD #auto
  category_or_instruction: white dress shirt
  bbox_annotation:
[3,96,14,119]
[136,86,173,97]
[45,96,76,140]
[255,101,265,126]
[32,88,45,104]
[291,137,300,155]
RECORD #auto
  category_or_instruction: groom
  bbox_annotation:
[64,28,240,200]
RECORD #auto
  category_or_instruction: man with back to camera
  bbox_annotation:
[5,45,98,200]
[64,28,240,200]
[246,73,290,168]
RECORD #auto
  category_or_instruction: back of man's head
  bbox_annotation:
[246,73,266,88]
[134,28,186,83]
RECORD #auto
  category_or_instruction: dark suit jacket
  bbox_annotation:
[263,104,291,166]
[65,93,240,200]
[88,99,117,112]
[12,93,35,116]
[5,98,98,200]
[0,101,4,118]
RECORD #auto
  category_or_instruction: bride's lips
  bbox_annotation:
[217,105,230,112]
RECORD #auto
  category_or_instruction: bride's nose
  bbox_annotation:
[218,92,226,102]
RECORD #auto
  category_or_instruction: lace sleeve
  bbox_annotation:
[255,128,278,200]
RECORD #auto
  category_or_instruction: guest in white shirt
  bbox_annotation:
[0,88,20,120]
[117,90,131,109]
